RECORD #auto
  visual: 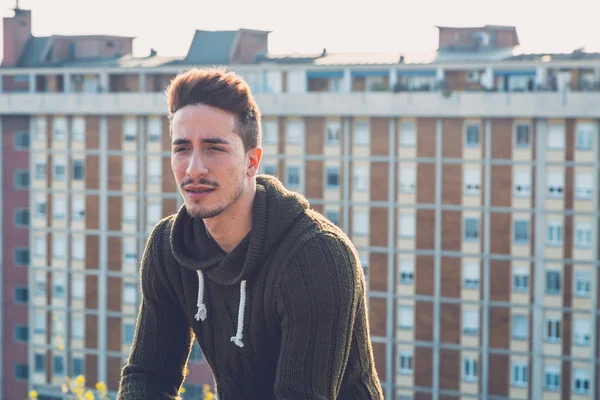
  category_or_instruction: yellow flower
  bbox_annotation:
[28,390,39,400]
[84,390,95,400]
[75,375,86,387]
[179,387,186,394]
[95,381,107,395]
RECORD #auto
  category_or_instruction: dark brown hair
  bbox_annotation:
[166,67,261,152]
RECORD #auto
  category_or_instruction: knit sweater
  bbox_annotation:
[117,175,383,400]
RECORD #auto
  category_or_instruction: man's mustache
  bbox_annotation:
[181,178,219,188]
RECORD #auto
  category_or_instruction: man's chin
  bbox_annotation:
[185,203,223,220]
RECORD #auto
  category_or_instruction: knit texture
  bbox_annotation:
[117,175,383,399]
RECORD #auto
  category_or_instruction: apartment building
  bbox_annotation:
[1,6,599,400]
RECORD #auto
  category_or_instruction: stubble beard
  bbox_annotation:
[185,173,246,220]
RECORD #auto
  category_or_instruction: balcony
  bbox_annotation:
[0,91,598,117]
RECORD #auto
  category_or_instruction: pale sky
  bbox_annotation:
[3,0,600,61]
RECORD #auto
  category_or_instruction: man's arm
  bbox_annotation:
[118,221,194,399]
[273,232,362,399]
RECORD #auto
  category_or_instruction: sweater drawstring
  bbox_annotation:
[195,270,247,348]
[194,270,207,321]
[231,280,247,348]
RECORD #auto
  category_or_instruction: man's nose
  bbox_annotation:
[186,152,208,179]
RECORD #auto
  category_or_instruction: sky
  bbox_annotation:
[3,0,600,60]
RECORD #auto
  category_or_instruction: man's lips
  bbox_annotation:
[184,185,216,199]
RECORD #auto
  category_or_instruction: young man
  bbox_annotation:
[117,67,383,399]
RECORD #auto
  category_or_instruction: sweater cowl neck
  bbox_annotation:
[169,174,309,286]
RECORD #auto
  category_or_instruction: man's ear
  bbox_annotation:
[247,147,263,177]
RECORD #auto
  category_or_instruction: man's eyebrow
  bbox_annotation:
[202,137,231,145]
[172,138,191,146]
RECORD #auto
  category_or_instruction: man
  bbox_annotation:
[117,67,383,399]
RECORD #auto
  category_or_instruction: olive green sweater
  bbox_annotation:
[117,175,383,399]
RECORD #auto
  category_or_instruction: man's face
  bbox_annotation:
[170,103,258,219]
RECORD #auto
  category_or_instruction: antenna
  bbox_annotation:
[15,0,19,9]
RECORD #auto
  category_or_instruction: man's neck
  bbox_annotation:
[204,185,255,254]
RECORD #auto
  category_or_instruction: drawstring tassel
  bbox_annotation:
[195,270,207,321]
[231,280,247,348]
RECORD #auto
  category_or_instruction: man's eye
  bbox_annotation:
[174,147,188,153]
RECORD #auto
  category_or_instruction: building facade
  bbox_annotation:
[1,6,599,400]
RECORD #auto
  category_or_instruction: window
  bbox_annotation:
[15,363,28,380]
[574,271,590,297]
[35,160,46,180]
[35,118,46,141]
[513,170,531,197]
[512,314,528,340]
[513,266,529,293]
[464,218,479,241]
[512,314,529,340]
[545,270,561,295]
[71,117,85,141]
[547,124,564,150]
[147,203,161,225]
[513,220,529,244]
[262,120,278,144]
[14,248,29,265]
[123,239,137,263]
[147,160,161,184]
[53,197,66,220]
[545,365,560,391]
[462,357,477,381]
[359,253,369,277]
[512,362,528,387]
[124,199,137,223]
[72,160,84,180]
[398,214,415,238]
[400,121,416,147]
[14,170,29,188]
[14,286,28,303]
[573,319,590,346]
[123,323,135,345]
[35,312,45,334]
[399,167,415,193]
[286,120,303,144]
[53,117,67,141]
[33,235,46,258]
[326,121,341,146]
[72,316,84,339]
[575,222,592,248]
[462,310,479,335]
[53,356,64,375]
[398,352,413,375]
[352,210,369,236]
[547,221,563,246]
[72,357,84,377]
[54,275,65,299]
[354,122,369,146]
[463,262,479,289]
[124,283,137,305]
[147,118,161,142]
[124,118,137,142]
[353,166,369,192]
[35,275,46,298]
[545,318,561,342]
[72,276,84,300]
[15,325,28,342]
[465,123,480,147]
[54,160,66,180]
[14,131,30,149]
[263,164,276,176]
[189,343,204,363]
[572,369,590,394]
[124,159,137,183]
[35,354,45,374]
[15,208,29,227]
[35,198,46,218]
[546,172,564,198]
[53,236,66,259]
[326,167,339,189]
[575,172,593,200]
[72,236,85,260]
[399,259,414,284]
[325,210,339,225]
[464,168,481,196]
[286,166,300,189]
[72,197,85,220]
[398,306,413,329]
[514,124,530,148]
[576,123,593,150]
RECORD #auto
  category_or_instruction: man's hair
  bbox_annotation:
[166,67,261,152]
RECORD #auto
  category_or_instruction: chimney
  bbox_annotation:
[2,8,32,67]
